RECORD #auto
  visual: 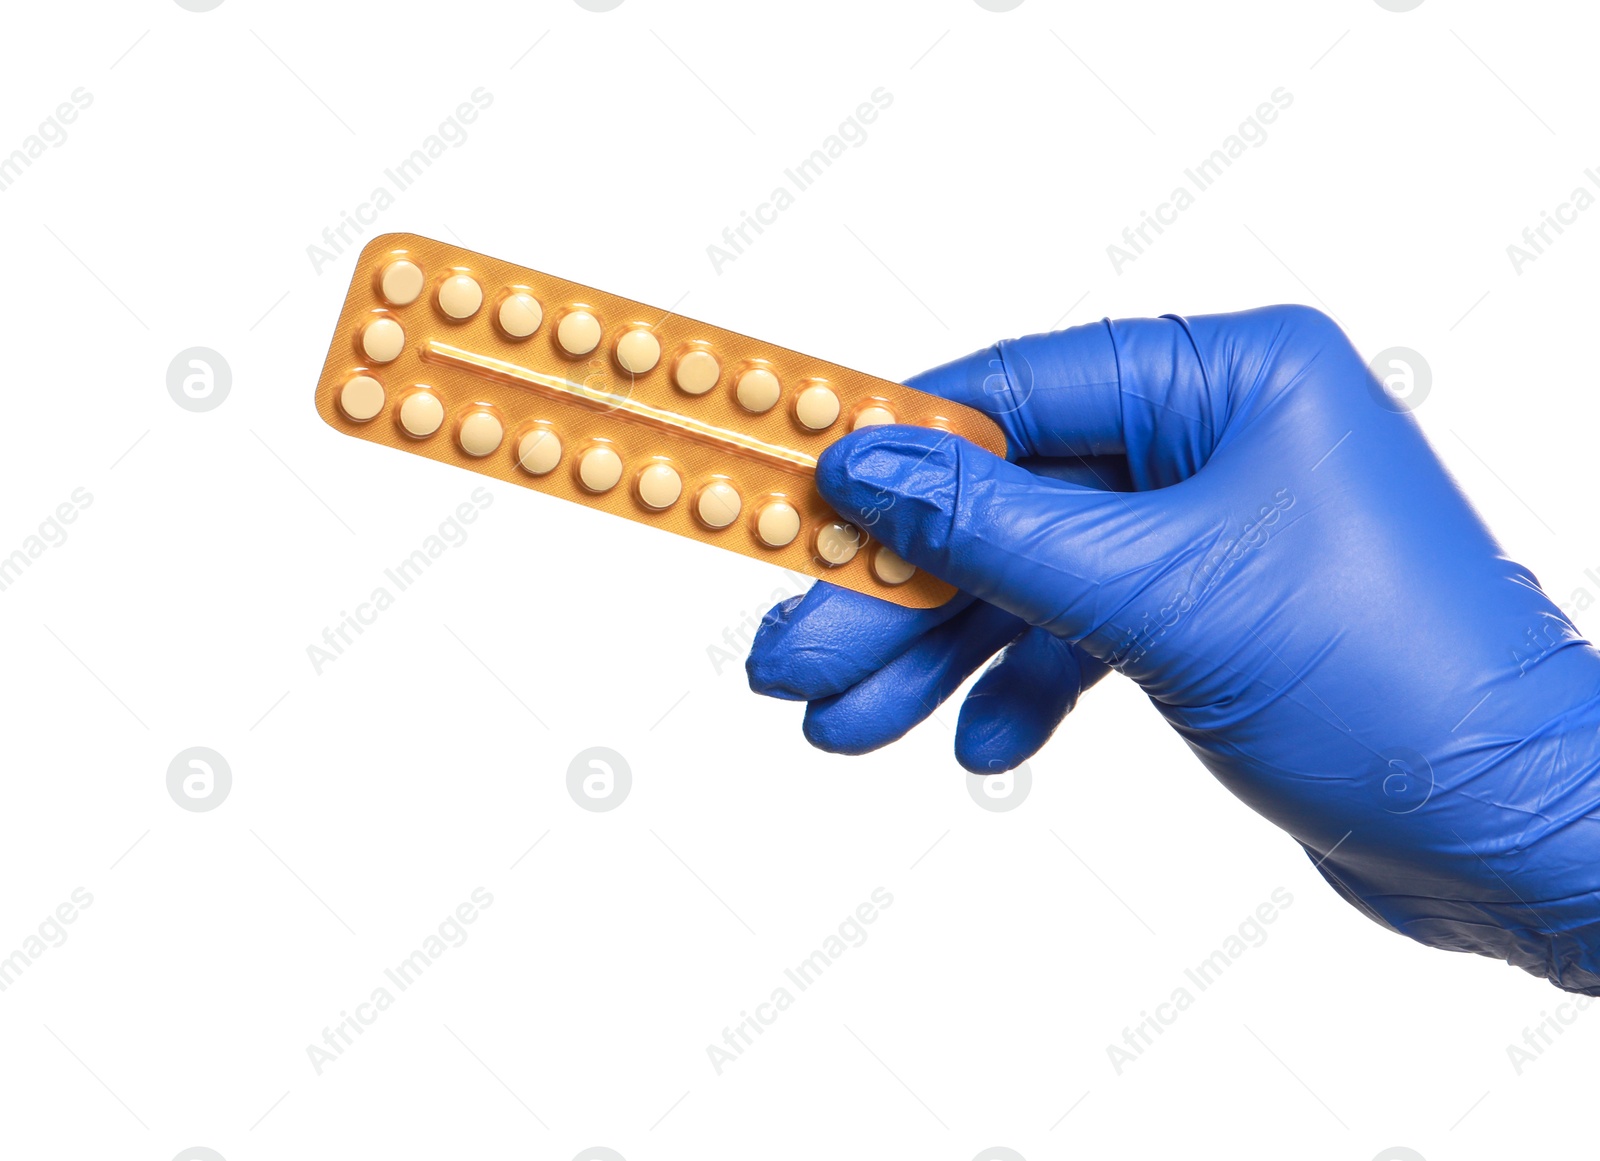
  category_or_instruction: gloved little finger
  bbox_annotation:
[954,627,1110,773]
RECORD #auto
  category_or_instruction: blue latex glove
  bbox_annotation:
[747,305,1600,993]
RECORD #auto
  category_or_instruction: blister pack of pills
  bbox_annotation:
[312,233,1006,608]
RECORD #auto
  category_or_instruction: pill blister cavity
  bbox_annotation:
[616,328,661,375]
[438,274,483,320]
[558,310,602,356]
[361,317,405,364]
[736,367,781,413]
[517,427,562,475]
[578,444,623,492]
[872,545,916,585]
[381,260,425,306]
[340,375,385,422]
[796,383,841,430]
[674,348,720,395]
[458,410,503,457]
[498,292,543,339]
[852,403,896,430]
[637,461,683,509]
[756,500,801,548]
[399,389,444,437]
[815,520,861,566]
[697,481,742,529]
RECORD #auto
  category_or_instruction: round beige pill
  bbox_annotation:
[361,317,405,364]
[380,260,425,306]
[578,445,623,492]
[458,410,503,457]
[795,384,841,430]
[815,520,862,567]
[616,329,661,374]
[399,390,444,437]
[339,375,385,422]
[498,293,543,339]
[872,545,917,585]
[697,481,742,529]
[736,367,781,413]
[637,462,683,510]
[675,349,720,395]
[558,310,602,356]
[517,427,562,475]
[438,274,483,320]
[853,404,897,430]
[755,501,801,548]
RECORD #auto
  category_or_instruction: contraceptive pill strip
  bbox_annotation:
[312,233,1007,608]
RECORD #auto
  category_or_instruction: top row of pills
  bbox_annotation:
[371,258,900,433]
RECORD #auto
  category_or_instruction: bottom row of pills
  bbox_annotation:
[339,374,916,582]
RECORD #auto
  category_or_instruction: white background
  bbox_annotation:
[1,1,1596,1159]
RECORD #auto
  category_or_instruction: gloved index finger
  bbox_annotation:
[905,320,1125,463]
[909,307,1341,491]
[746,579,976,702]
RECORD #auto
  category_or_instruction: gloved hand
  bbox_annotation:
[747,305,1600,993]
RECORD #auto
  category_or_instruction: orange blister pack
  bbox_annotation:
[312,233,1006,608]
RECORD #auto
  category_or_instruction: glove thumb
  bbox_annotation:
[817,425,1179,648]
